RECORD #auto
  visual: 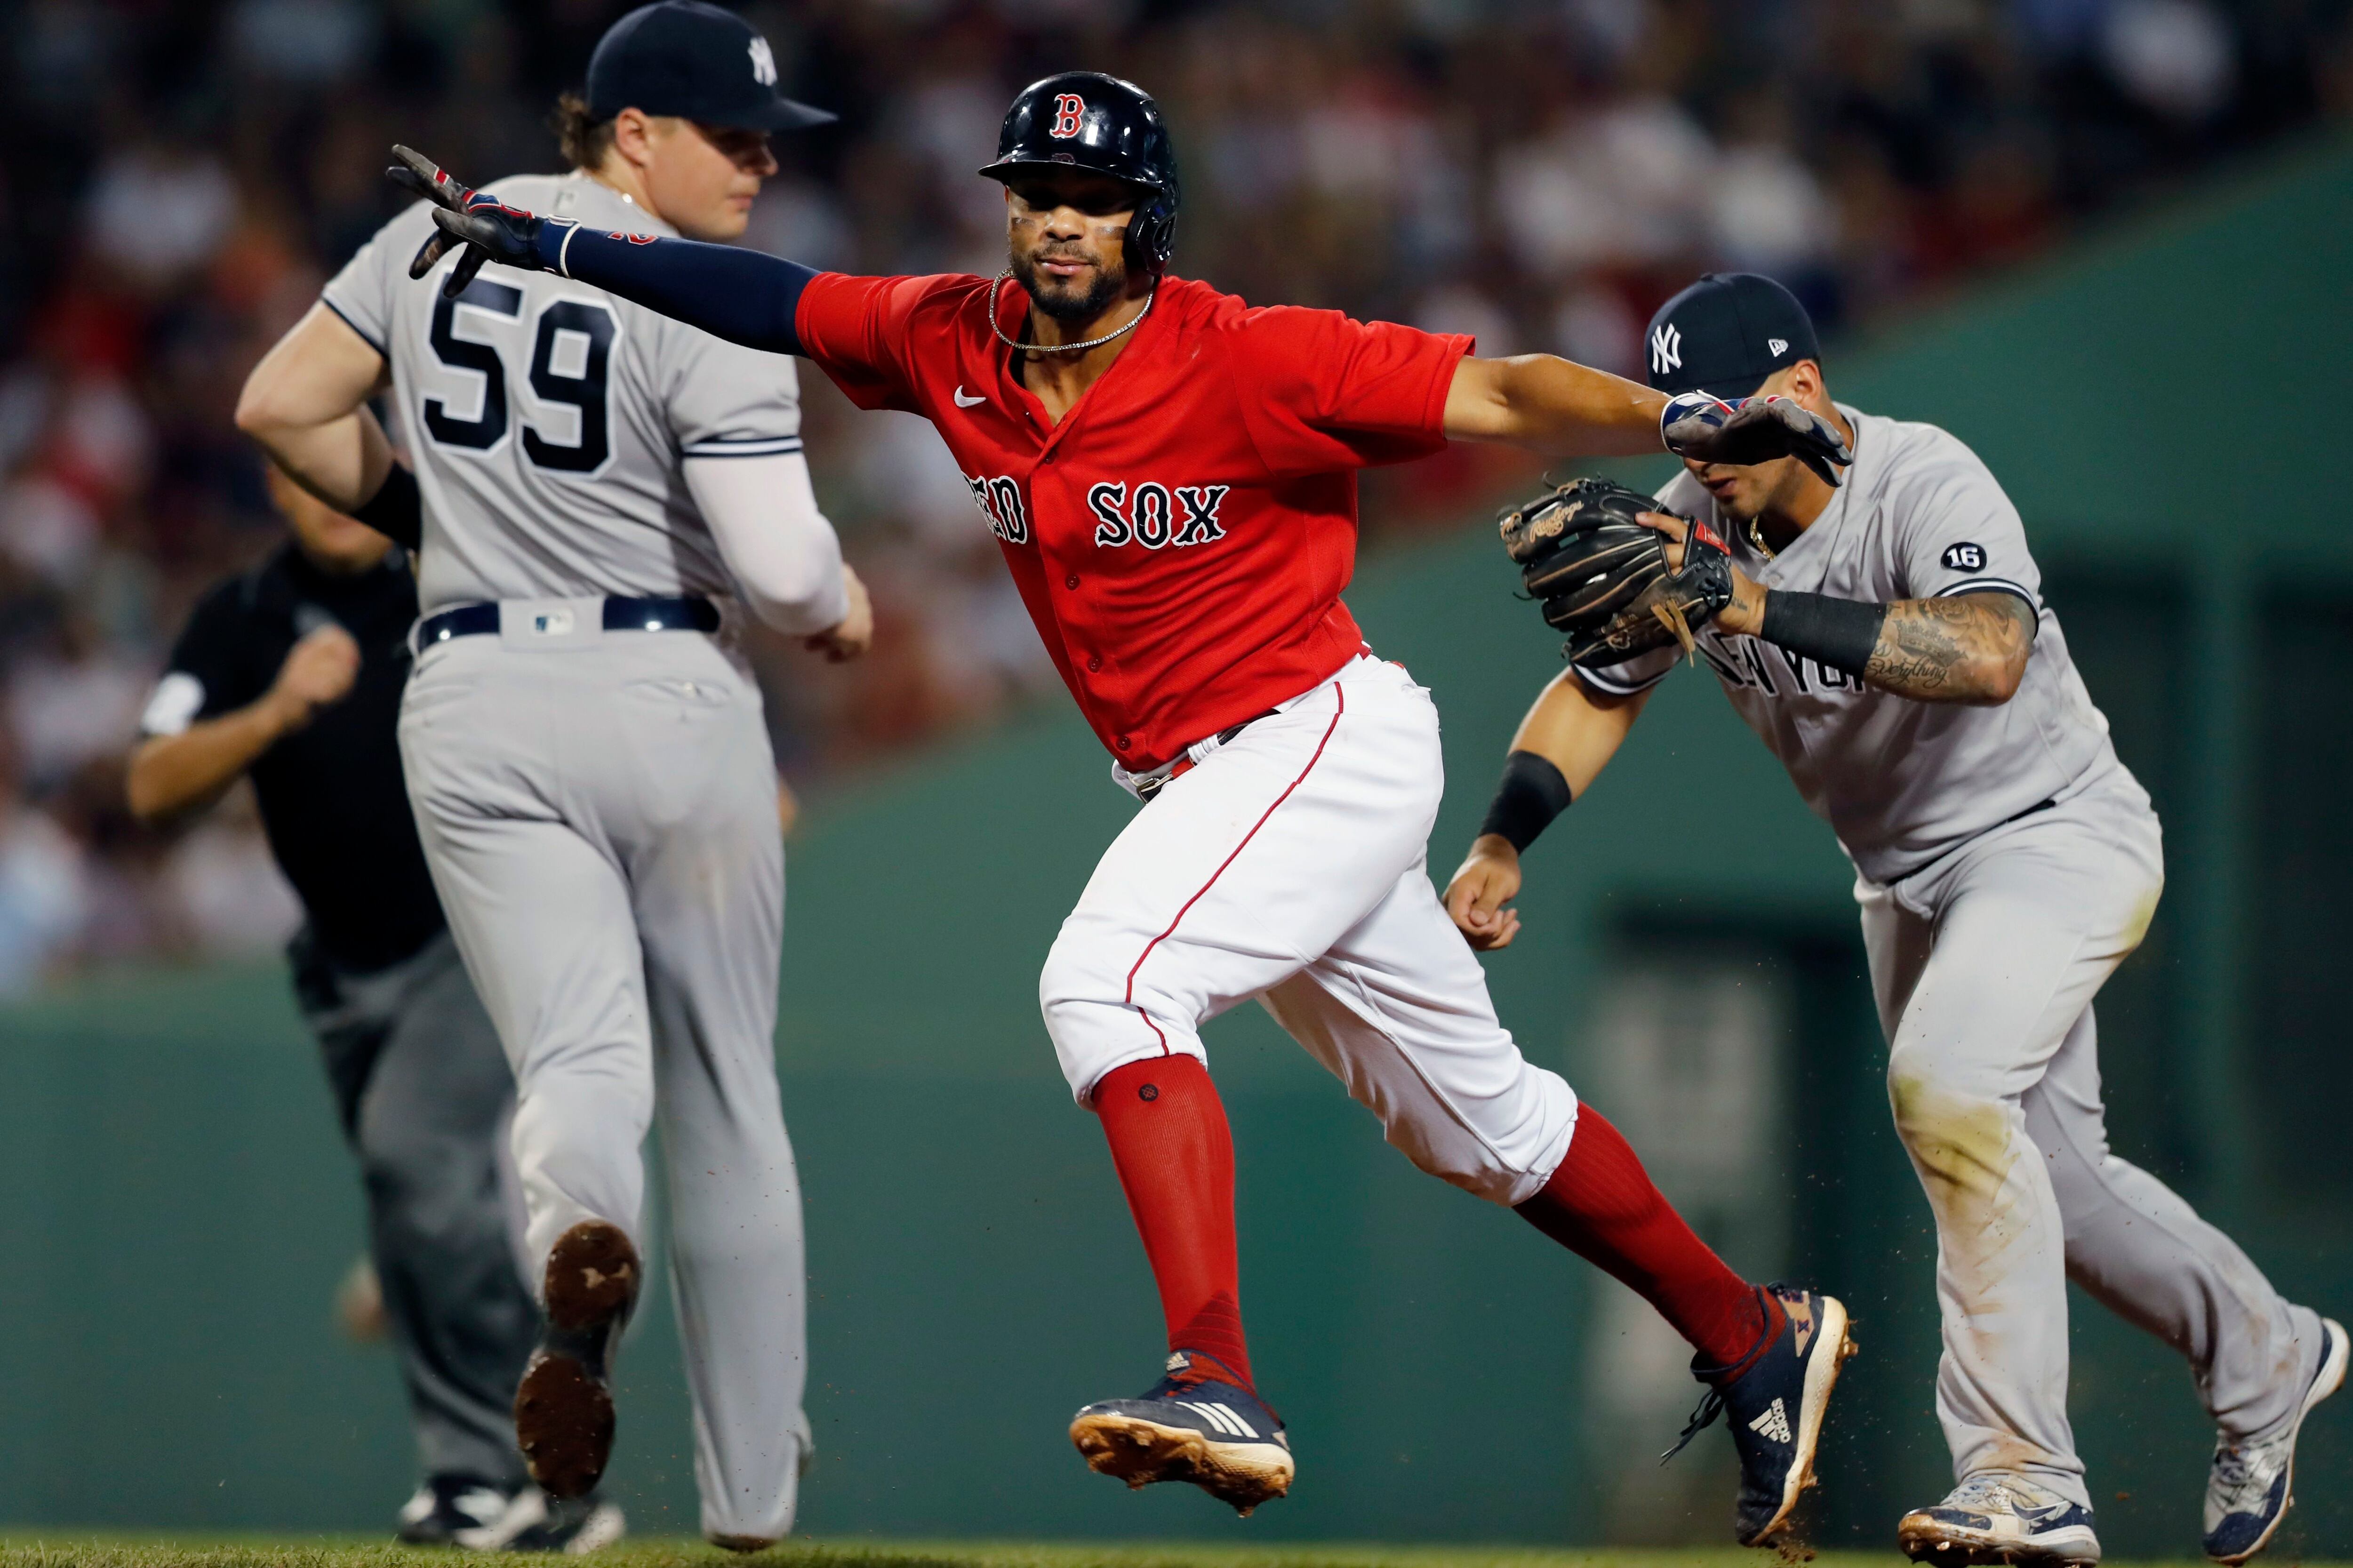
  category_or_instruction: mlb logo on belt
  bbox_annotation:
[532,608,576,636]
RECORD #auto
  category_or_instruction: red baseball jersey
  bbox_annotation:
[794,272,1473,770]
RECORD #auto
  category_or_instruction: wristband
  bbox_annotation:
[351,464,423,552]
[536,217,579,275]
[1757,589,1885,679]
[1478,750,1573,853]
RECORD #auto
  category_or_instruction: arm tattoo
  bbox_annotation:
[1863,592,2037,703]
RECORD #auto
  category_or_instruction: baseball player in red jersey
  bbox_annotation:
[394,71,1859,1542]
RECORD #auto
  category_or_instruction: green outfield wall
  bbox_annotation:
[4,133,2352,1552]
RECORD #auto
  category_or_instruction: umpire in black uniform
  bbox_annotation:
[128,466,620,1552]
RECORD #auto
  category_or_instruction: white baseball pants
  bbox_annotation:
[399,613,809,1544]
[1861,768,2325,1509]
[1041,654,1579,1207]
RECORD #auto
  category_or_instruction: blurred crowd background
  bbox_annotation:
[0,0,2347,986]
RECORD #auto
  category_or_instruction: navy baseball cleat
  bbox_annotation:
[2203,1314,2347,1564]
[515,1219,640,1501]
[1899,1474,2102,1565]
[1665,1283,1855,1545]
[1069,1350,1294,1515]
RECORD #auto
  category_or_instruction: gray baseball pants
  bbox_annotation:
[294,924,537,1489]
[398,614,809,1543]
[1859,766,2325,1509]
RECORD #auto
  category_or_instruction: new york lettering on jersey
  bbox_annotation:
[1584,406,2119,883]
[795,271,1470,769]
[1691,630,1867,696]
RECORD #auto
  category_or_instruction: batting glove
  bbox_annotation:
[1661,392,1852,488]
[386,145,568,298]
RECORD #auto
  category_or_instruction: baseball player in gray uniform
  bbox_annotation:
[232,3,867,1549]
[1446,273,2343,1566]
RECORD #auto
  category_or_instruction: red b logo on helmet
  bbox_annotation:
[1049,93,1085,138]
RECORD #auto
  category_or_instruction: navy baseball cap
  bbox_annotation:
[587,1,835,131]
[1643,273,1820,402]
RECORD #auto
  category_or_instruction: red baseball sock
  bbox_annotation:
[1092,1055,1253,1391]
[1516,1106,1777,1373]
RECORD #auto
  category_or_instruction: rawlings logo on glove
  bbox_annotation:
[1498,476,1735,668]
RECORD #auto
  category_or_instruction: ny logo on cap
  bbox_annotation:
[1649,322,1681,377]
[1050,93,1086,138]
[1769,336,1789,356]
[748,36,777,87]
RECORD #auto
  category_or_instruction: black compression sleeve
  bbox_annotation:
[1758,590,1887,679]
[540,224,817,356]
[1478,750,1574,852]
[351,463,422,552]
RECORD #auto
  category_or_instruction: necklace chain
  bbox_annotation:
[1748,515,1777,560]
[988,271,1156,355]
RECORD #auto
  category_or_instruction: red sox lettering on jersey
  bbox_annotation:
[795,272,1470,768]
[964,474,1228,550]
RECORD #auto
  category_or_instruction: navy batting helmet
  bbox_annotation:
[978,72,1180,272]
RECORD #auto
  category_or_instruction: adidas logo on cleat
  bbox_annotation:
[1177,1400,1261,1439]
[1749,1397,1793,1444]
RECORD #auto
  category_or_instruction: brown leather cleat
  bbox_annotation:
[515,1219,640,1499]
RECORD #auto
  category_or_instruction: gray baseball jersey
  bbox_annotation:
[1583,405,2120,883]
[329,172,815,1539]
[1583,410,2325,1505]
[323,173,804,614]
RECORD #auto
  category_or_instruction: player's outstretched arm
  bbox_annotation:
[127,627,362,824]
[1444,670,1650,952]
[1444,357,1853,484]
[390,146,815,356]
[1442,354,1669,457]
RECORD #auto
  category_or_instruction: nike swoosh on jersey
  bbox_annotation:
[953,386,987,408]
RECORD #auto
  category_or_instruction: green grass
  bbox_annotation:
[0,1544,2296,1568]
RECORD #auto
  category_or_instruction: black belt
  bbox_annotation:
[416,595,719,647]
[1895,796,2059,885]
[1135,709,1281,803]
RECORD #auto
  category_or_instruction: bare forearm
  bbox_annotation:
[1444,354,1670,455]
[1724,582,2033,705]
[127,703,290,822]
[1505,670,1649,796]
[1860,596,2034,703]
[257,409,394,513]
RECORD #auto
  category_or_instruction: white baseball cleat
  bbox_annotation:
[454,1487,627,1554]
[394,1475,511,1545]
[1898,1473,2102,1565]
[2203,1314,2347,1564]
